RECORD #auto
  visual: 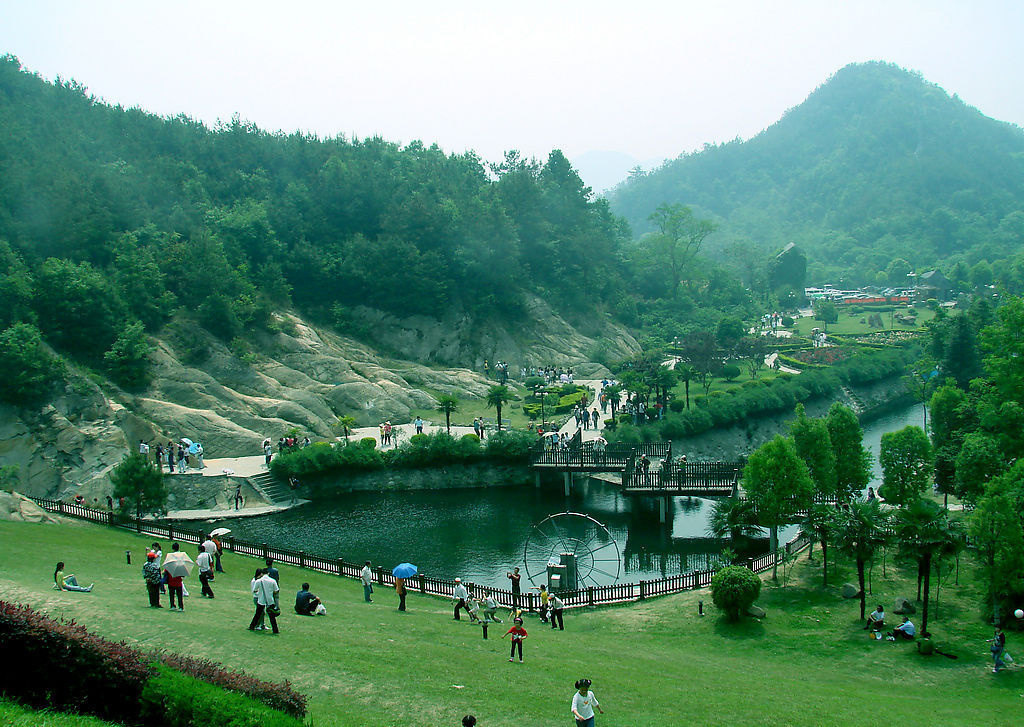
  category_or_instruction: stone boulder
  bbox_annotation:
[747,605,766,619]
[894,597,916,615]
[841,583,861,599]
[0,491,61,523]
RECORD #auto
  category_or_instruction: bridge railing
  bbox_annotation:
[531,443,635,469]
[26,496,811,612]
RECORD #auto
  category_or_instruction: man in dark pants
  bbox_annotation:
[142,551,162,607]
[197,545,215,598]
[507,566,522,610]
[265,557,280,585]
[548,593,564,630]
[250,569,280,634]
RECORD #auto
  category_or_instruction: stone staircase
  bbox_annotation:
[840,385,866,415]
[247,471,291,505]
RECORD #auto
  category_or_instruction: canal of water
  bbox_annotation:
[223,403,924,590]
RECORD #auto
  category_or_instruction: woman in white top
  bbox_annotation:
[571,678,603,727]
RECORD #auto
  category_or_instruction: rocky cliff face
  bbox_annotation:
[0,298,639,501]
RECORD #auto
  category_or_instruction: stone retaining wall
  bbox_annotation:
[306,462,533,494]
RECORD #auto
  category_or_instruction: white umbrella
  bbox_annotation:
[180,437,194,447]
[210,527,231,537]
[162,552,194,578]
[593,437,608,444]
[542,431,560,438]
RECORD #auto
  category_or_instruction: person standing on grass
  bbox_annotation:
[502,617,528,663]
[453,578,470,620]
[507,566,522,610]
[196,545,214,598]
[142,551,162,608]
[482,591,502,623]
[989,626,1007,673]
[548,593,565,630]
[571,679,604,727]
[250,568,280,634]
[164,564,184,612]
[250,568,266,630]
[396,576,407,612]
[211,534,224,573]
[361,561,374,602]
[265,557,280,585]
[537,584,549,623]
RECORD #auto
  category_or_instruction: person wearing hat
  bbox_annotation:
[502,617,528,662]
[142,551,162,608]
[571,678,604,726]
[452,577,470,621]
[548,592,565,630]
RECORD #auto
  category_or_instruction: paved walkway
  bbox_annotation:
[161,501,310,522]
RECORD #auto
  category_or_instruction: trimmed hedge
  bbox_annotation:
[271,429,539,479]
[0,600,307,726]
[140,665,304,727]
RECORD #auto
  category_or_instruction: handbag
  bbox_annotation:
[266,603,281,617]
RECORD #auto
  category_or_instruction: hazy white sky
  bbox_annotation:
[2,0,1022,166]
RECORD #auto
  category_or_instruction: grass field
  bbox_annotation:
[1,518,1020,726]
[792,307,938,337]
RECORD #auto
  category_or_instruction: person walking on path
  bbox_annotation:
[502,617,528,663]
[989,626,1008,673]
[54,562,93,592]
[264,441,273,468]
[360,561,374,602]
[395,576,407,611]
[507,566,522,610]
[453,578,470,621]
[548,593,565,630]
[196,545,215,599]
[571,679,604,727]
[250,568,280,634]
[143,551,162,608]
[414,416,424,435]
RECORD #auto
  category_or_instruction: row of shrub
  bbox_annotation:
[270,429,539,480]
[0,600,306,726]
[610,346,917,443]
[522,383,588,419]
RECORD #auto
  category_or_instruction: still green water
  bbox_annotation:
[224,404,922,589]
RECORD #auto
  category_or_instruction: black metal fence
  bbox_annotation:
[27,496,810,611]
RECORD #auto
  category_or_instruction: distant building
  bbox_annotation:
[916,270,952,300]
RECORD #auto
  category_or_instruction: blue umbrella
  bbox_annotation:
[393,563,418,578]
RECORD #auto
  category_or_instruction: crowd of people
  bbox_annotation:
[138,437,205,474]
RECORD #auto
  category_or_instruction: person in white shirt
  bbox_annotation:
[549,593,565,630]
[196,545,214,598]
[482,592,503,623]
[892,617,916,640]
[571,678,604,726]
[138,440,149,455]
[360,561,374,603]
[249,567,266,630]
[249,569,280,634]
[865,604,885,631]
[452,577,470,621]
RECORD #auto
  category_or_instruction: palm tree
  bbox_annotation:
[895,499,966,634]
[708,497,760,544]
[833,500,889,620]
[485,385,512,431]
[800,504,837,586]
[436,394,459,435]
[334,415,357,443]
[604,384,623,417]
[675,364,695,409]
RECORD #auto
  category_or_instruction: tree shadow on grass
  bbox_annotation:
[712,616,766,640]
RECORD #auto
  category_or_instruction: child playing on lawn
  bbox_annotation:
[503,617,528,662]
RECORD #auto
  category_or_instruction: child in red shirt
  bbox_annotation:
[502,617,528,662]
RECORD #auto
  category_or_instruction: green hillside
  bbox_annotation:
[609,62,1024,288]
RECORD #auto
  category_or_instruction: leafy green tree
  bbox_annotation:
[0,240,34,328]
[813,300,838,331]
[33,258,126,359]
[927,383,972,501]
[711,565,762,621]
[436,394,459,435]
[789,404,837,499]
[971,465,1024,624]
[333,415,357,442]
[981,296,1024,403]
[879,425,932,506]
[743,435,814,580]
[0,323,63,406]
[942,314,981,389]
[800,504,838,586]
[708,497,760,544]
[716,317,745,350]
[833,500,889,620]
[110,452,167,518]
[737,336,768,379]
[895,499,965,633]
[485,385,512,431]
[680,331,721,397]
[954,432,1003,506]
[826,403,872,501]
[646,203,716,299]
[103,321,151,389]
[603,384,623,417]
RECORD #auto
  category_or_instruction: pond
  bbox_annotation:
[221,403,922,590]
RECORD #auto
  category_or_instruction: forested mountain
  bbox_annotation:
[609,62,1024,288]
[0,54,628,350]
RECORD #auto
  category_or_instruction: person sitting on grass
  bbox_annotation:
[891,616,915,641]
[864,604,885,631]
[54,562,92,592]
[294,582,323,616]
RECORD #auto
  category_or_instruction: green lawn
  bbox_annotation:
[410,383,536,430]
[1,518,1020,726]
[0,700,119,727]
[792,307,937,337]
